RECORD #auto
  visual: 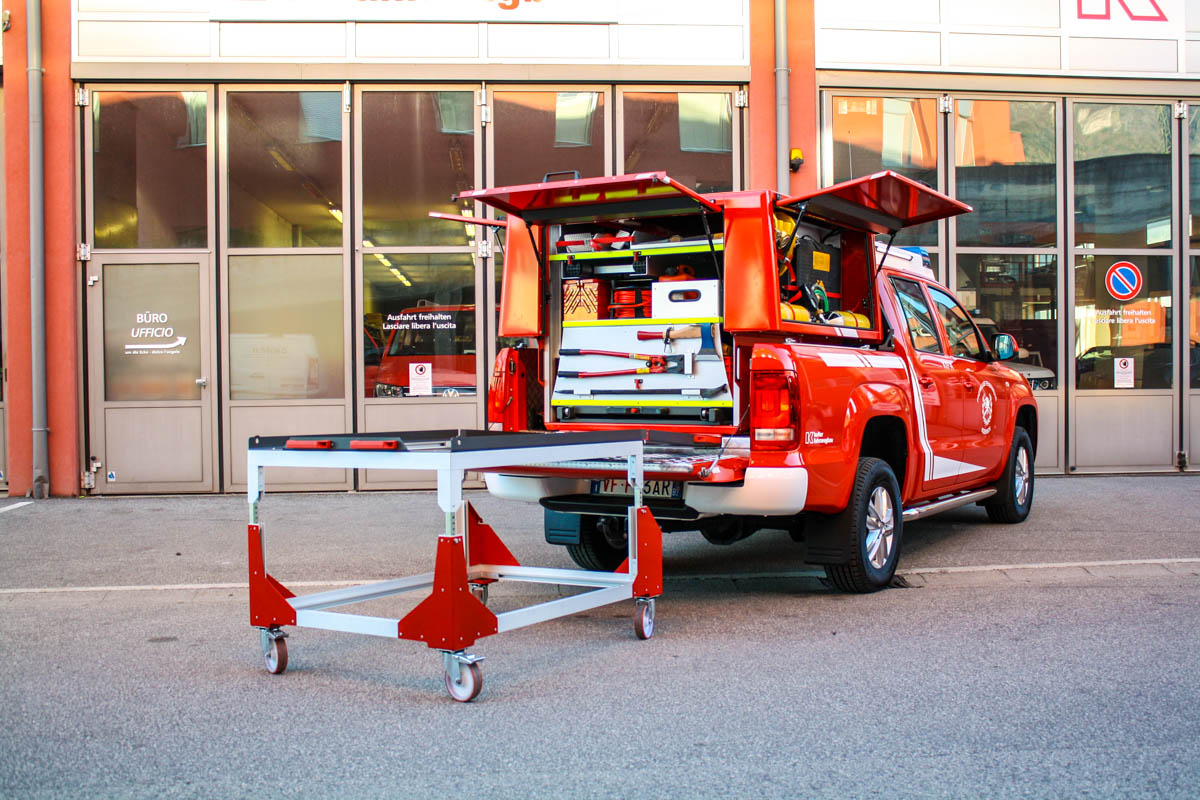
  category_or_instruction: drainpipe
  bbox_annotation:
[27,0,48,498]
[774,0,789,194]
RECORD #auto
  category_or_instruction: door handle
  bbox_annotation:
[918,376,934,389]
[195,377,208,387]
[963,380,978,393]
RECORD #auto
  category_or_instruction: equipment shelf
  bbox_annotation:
[246,429,664,702]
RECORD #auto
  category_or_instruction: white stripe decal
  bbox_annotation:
[906,362,936,482]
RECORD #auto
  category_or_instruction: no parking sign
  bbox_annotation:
[1105,261,1142,302]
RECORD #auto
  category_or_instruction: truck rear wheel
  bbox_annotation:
[566,515,627,572]
[984,426,1034,524]
[824,457,903,593]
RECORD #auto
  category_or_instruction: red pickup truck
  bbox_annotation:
[465,171,1037,592]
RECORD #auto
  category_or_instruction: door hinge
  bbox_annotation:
[938,94,952,114]
[77,243,91,261]
[82,458,101,491]
[1175,101,1188,120]
[75,87,89,107]
[87,274,100,287]
[734,89,748,108]
[477,89,491,125]
[477,238,493,259]
[343,81,351,113]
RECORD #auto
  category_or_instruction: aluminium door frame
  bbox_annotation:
[1064,95,1181,473]
[81,83,219,494]
[944,92,1067,473]
[218,83,354,492]
[353,83,486,490]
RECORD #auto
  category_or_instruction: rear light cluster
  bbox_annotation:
[750,370,799,450]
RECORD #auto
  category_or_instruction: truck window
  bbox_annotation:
[891,278,943,354]
[928,287,984,359]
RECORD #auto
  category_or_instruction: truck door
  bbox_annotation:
[927,286,1010,479]
[891,277,964,491]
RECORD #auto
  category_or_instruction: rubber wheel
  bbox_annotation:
[264,637,288,675]
[985,426,1034,523]
[566,516,627,571]
[444,662,483,703]
[823,457,903,593]
[634,602,655,640]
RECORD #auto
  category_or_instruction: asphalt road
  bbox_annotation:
[2,474,1199,798]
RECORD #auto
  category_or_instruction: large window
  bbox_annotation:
[623,91,734,193]
[228,255,345,400]
[92,91,208,249]
[361,91,476,248]
[226,91,343,248]
[493,90,606,187]
[955,100,1056,248]
[831,96,939,248]
[1074,103,1172,250]
[364,255,477,398]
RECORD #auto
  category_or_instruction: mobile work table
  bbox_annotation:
[246,429,664,702]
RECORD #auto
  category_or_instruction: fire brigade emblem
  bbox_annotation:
[979,382,996,435]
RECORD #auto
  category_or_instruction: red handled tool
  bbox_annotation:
[558,349,688,378]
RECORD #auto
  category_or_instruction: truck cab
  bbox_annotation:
[460,170,1037,591]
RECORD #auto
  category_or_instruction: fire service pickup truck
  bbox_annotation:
[456,170,1037,592]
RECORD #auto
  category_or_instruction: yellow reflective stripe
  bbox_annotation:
[551,398,734,408]
[563,317,721,327]
[548,243,724,262]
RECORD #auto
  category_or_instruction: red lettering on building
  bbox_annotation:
[1077,0,1168,22]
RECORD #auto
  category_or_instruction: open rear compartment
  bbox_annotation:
[549,208,734,427]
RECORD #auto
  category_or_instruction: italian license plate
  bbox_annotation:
[590,478,682,499]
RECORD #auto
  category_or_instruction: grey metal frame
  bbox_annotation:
[1183,104,1199,472]
[247,435,654,694]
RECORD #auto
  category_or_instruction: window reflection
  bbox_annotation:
[1074,255,1173,389]
[363,254,478,398]
[93,91,208,248]
[361,91,476,247]
[955,254,1058,390]
[226,92,343,248]
[832,96,938,247]
[955,100,1056,248]
[494,91,605,188]
[623,92,732,193]
[229,254,345,399]
[1074,103,1172,249]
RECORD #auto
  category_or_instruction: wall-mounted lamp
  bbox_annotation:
[789,148,804,172]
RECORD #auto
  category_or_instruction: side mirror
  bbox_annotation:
[993,333,1017,361]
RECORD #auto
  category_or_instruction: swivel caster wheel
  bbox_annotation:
[634,598,656,640]
[442,651,485,703]
[469,582,489,606]
[260,629,288,675]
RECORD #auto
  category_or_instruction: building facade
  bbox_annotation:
[1,0,1197,496]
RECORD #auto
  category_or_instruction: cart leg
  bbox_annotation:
[259,627,289,674]
[633,598,656,640]
[442,650,485,702]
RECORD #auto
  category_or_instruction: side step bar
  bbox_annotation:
[902,488,996,522]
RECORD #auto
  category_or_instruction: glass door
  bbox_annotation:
[83,86,217,493]
[1067,100,1180,472]
[220,86,352,491]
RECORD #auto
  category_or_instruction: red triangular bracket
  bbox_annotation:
[465,501,521,571]
[399,534,498,650]
[631,507,663,598]
[248,524,297,628]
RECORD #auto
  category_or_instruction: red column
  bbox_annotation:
[748,0,818,196]
[4,0,80,497]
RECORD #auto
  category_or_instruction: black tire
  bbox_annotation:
[985,426,1034,524]
[565,516,627,571]
[823,457,903,593]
